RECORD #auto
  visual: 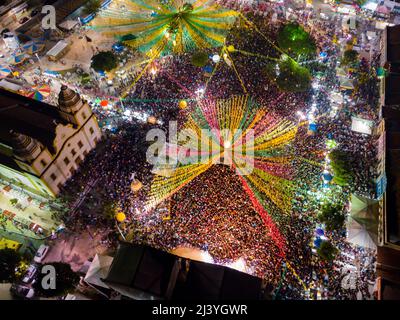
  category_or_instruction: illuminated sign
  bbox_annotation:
[351,117,374,135]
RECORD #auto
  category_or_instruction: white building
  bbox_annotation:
[0,85,102,197]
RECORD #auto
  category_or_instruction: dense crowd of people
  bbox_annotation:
[55,1,382,300]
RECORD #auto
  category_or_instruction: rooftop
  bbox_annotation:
[0,88,68,154]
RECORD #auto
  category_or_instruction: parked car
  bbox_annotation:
[22,264,38,284]
[11,285,35,299]
[19,17,29,24]
[33,244,50,263]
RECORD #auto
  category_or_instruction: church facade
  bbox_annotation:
[0,85,102,198]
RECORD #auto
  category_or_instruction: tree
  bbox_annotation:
[120,34,137,42]
[276,59,311,92]
[0,249,22,282]
[341,49,359,66]
[317,241,338,262]
[318,202,346,232]
[191,51,209,67]
[33,262,79,297]
[83,0,102,16]
[277,23,316,58]
[91,51,118,72]
[329,150,354,186]
[80,73,91,85]
[9,198,18,206]
[100,199,117,220]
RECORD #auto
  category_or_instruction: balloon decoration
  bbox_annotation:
[179,100,188,109]
[227,45,235,52]
[147,116,157,124]
[115,212,126,222]
[131,179,143,192]
[89,0,238,57]
[100,100,109,107]
[145,96,315,257]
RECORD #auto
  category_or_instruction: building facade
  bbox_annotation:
[0,85,102,198]
[376,24,400,299]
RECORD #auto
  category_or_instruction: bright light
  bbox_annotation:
[296,111,306,120]
[226,258,248,273]
[150,67,157,75]
[224,140,232,149]
[195,87,205,98]
[212,54,221,63]
[132,111,148,122]
[124,109,132,117]
[200,251,214,263]
[312,82,320,89]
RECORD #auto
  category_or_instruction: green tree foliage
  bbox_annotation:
[80,73,91,85]
[277,23,316,58]
[83,0,102,16]
[341,49,359,66]
[91,51,118,72]
[191,51,209,67]
[120,34,137,42]
[9,198,18,206]
[0,249,22,282]
[102,200,117,220]
[329,150,354,186]
[33,262,79,297]
[317,241,338,262]
[276,59,311,92]
[318,202,346,232]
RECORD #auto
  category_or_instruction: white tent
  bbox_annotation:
[84,254,113,289]
[58,20,79,31]
[339,76,355,90]
[347,194,379,250]
[347,217,377,250]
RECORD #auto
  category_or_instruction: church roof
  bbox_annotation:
[0,88,68,154]
[58,85,81,111]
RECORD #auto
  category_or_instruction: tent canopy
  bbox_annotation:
[84,254,114,289]
[347,194,379,250]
